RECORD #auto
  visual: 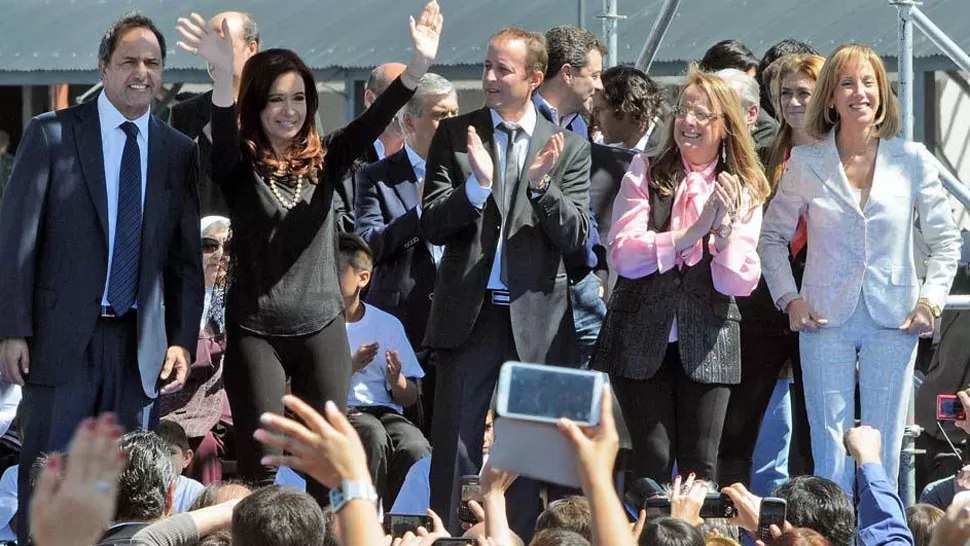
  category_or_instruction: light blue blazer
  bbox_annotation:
[758,131,961,329]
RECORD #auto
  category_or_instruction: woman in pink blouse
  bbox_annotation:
[591,69,769,483]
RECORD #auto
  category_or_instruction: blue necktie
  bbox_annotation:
[108,121,142,316]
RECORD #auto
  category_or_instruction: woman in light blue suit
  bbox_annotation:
[759,44,961,495]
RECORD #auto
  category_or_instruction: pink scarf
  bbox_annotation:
[669,158,719,267]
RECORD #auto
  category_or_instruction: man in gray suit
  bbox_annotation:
[420,27,590,538]
[0,13,203,541]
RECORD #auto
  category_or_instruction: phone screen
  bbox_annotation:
[941,397,961,417]
[385,514,433,536]
[506,366,597,422]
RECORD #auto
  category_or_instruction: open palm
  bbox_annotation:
[176,13,234,77]
[408,0,443,70]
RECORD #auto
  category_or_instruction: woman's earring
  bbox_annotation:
[721,142,727,163]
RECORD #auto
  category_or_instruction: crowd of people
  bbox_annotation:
[0,0,969,545]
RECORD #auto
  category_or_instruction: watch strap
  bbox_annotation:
[329,480,378,513]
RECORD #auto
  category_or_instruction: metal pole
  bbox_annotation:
[578,0,586,29]
[634,0,680,73]
[600,0,621,68]
[911,7,970,72]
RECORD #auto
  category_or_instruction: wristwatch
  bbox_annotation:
[530,174,551,194]
[329,480,378,513]
[710,222,733,239]
[917,298,942,318]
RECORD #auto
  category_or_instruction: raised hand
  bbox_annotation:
[467,127,495,188]
[527,132,564,189]
[176,14,234,79]
[406,0,443,80]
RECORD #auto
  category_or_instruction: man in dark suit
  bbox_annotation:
[355,73,459,432]
[0,14,204,541]
[421,28,591,537]
[168,11,259,217]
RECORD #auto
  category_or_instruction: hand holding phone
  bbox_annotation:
[384,513,433,537]
[756,497,787,541]
[496,362,606,426]
[458,475,482,524]
[939,394,968,421]
[432,539,477,545]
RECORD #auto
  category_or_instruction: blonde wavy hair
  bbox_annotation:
[805,43,900,141]
[649,66,770,206]
[765,54,826,190]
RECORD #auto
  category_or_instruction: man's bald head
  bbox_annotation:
[364,62,408,107]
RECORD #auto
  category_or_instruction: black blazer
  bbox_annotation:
[0,97,204,397]
[588,143,636,245]
[420,107,591,365]
[354,148,437,351]
[168,91,229,217]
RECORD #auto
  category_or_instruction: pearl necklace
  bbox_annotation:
[267,173,304,209]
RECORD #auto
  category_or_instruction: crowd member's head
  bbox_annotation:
[116,430,178,522]
[806,43,899,141]
[765,54,825,188]
[189,480,254,510]
[714,68,761,132]
[322,507,340,546]
[639,517,705,546]
[399,73,458,159]
[756,39,818,118]
[199,529,232,546]
[158,419,194,475]
[697,519,740,543]
[364,63,409,148]
[231,486,327,546]
[529,528,591,546]
[699,40,758,76]
[591,65,665,149]
[535,495,592,540]
[907,504,944,546]
[207,11,260,93]
[773,476,855,546]
[337,233,373,304]
[483,28,547,120]
[704,537,741,546]
[649,67,769,206]
[201,215,231,289]
[97,13,166,120]
[771,527,832,545]
[483,409,495,456]
[237,48,324,184]
[541,25,607,119]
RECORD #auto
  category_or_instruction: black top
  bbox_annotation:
[211,77,414,336]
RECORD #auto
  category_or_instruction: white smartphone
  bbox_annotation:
[495,361,606,426]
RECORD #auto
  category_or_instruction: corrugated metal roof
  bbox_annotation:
[0,0,967,73]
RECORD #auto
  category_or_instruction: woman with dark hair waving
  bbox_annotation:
[592,68,769,483]
[174,1,443,503]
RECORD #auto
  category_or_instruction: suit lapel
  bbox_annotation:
[141,116,170,260]
[863,137,904,215]
[75,100,109,244]
[509,114,555,216]
[388,150,419,209]
[811,130,863,215]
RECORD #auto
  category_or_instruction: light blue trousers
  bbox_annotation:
[799,295,917,496]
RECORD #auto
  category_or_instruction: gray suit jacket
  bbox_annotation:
[0,97,204,397]
[420,107,591,365]
[759,131,960,328]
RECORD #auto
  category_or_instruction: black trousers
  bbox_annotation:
[223,315,352,506]
[350,405,431,507]
[717,324,814,488]
[19,314,153,544]
[428,300,543,541]
[611,343,731,483]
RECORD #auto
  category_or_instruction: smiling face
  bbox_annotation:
[259,71,308,154]
[830,59,880,131]
[99,26,163,120]
[779,71,816,133]
[482,37,541,118]
[567,49,604,117]
[673,84,724,165]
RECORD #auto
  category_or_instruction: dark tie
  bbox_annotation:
[108,121,142,316]
[495,122,521,285]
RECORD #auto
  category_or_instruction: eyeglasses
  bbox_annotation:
[202,238,226,253]
[672,106,722,125]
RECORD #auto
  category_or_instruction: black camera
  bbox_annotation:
[624,477,738,520]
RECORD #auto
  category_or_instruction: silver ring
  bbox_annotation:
[95,479,112,491]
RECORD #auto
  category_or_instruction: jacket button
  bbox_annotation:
[673,277,682,286]
[428,293,434,301]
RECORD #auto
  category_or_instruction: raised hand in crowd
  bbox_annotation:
[786,297,828,333]
[30,414,125,546]
[845,425,883,466]
[352,342,380,373]
[669,474,711,527]
[175,13,235,107]
[558,384,635,546]
[721,482,763,534]
[385,508,452,546]
[954,387,970,435]
[400,0,444,89]
[479,461,519,546]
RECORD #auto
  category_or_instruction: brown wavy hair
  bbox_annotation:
[649,66,770,206]
[237,48,325,183]
[765,54,826,191]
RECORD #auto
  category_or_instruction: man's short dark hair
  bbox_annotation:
[600,65,666,130]
[338,233,373,272]
[535,495,592,540]
[117,430,178,522]
[773,476,855,546]
[157,419,190,452]
[529,528,591,546]
[98,12,167,67]
[698,39,758,73]
[756,39,818,117]
[231,486,327,546]
[639,517,704,546]
[544,25,607,80]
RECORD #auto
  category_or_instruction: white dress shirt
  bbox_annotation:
[464,105,538,290]
[97,92,150,307]
[374,138,387,161]
[404,144,444,265]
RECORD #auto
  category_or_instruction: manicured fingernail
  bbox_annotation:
[260,456,272,466]
[325,401,337,413]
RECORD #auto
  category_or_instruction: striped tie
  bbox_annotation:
[108,121,142,316]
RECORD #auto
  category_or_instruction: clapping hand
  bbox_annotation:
[386,350,407,390]
[176,14,234,78]
[467,127,494,188]
[527,133,564,189]
[352,342,380,373]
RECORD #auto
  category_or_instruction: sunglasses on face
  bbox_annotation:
[202,238,226,253]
